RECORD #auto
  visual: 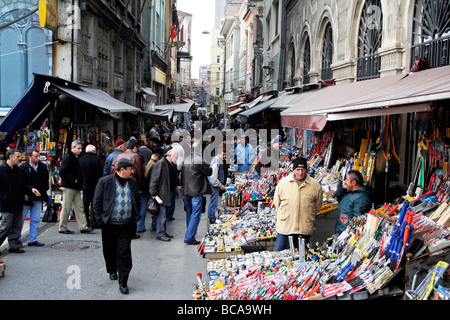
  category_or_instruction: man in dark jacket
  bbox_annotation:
[58,140,93,234]
[0,149,38,253]
[19,148,49,247]
[79,144,103,227]
[335,170,373,235]
[149,149,179,241]
[181,139,212,245]
[93,158,141,294]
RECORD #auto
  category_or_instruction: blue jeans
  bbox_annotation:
[21,201,42,243]
[238,164,252,172]
[156,205,168,238]
[183,195,203,242]
[207,187,220,220]
[137,194,149,232]
[273,233,310,252]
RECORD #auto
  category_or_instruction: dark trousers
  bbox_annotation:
[0,211,22,250]
[83,193,95,227]
[101,220,136,285]
[273,233,310,252]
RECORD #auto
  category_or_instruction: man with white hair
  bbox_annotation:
[149,148,179,241]
[79,144,103,227]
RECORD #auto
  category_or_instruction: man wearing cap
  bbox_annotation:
[103,139,126,176]
[93,158,141,294]
[273,157,323,251]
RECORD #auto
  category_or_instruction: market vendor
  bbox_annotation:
[253,135,285,178]
[273,157,323,251]
[334,169,373,235]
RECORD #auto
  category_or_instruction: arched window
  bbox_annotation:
[357,0,383,81]
[411,0,450,68]
[0,8,53,108]
[290,43,295,86]
[303,37,311,84]
[321,23,333,80]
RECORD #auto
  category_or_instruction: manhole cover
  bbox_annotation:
[52,240,102,252]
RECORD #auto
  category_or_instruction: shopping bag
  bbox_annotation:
[146,198,159,215]
[42,201,57,222]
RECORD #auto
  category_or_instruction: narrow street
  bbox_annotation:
[0,196,209,300]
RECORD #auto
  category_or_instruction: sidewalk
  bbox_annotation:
[0,197,209,300]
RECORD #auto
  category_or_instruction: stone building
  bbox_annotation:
[264,0,450,91]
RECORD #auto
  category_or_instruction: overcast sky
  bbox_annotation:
[176,0,215,79]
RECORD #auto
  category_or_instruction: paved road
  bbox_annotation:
[0,196,209,300]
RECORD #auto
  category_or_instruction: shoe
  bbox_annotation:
[59,229,75,234]
[165,233,173,238]
[209,217,216,224]
[157,236,171,241]
[184,239,200,245]
[28,241,45,247]
[109,273,118,281]
[80,227,94,233]
[119,283,129,294]
[8,248,25,253]
[133,234,140,239]
[167,217,175,221]
[18,240,24,248]
[137,229,146,233]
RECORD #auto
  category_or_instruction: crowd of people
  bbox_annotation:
[0,113,373,295]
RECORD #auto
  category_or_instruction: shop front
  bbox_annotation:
[192,65,450,300]
[0,73,142,220]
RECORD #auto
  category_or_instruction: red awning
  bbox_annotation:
[281,65,450,130]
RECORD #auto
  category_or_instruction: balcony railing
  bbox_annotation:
[410,35,450,69]
[357,53,381,81]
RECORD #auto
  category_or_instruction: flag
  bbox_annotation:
[170,19,179,42]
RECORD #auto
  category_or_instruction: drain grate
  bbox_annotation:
[52,240,102,252]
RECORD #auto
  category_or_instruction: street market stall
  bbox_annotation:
[192,66,450,300]
[0,73,142,221]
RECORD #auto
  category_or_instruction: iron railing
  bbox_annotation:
[410,35,450,69]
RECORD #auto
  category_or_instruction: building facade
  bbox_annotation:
[175,9,192,101]
[0,0,53,111]
[210,27,225,114]
[264,0,450,93]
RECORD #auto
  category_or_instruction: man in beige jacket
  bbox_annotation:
[273,157,322,251]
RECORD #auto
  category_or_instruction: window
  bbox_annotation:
[303,37,311,84]
[216,55,221,63]
[357,0,383,81]
[290,44,295,86]
[0,9,53,108]
[216,88,220,96]
[217,37,224,47]
[321,23,333,80]
[411,0,450,68]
